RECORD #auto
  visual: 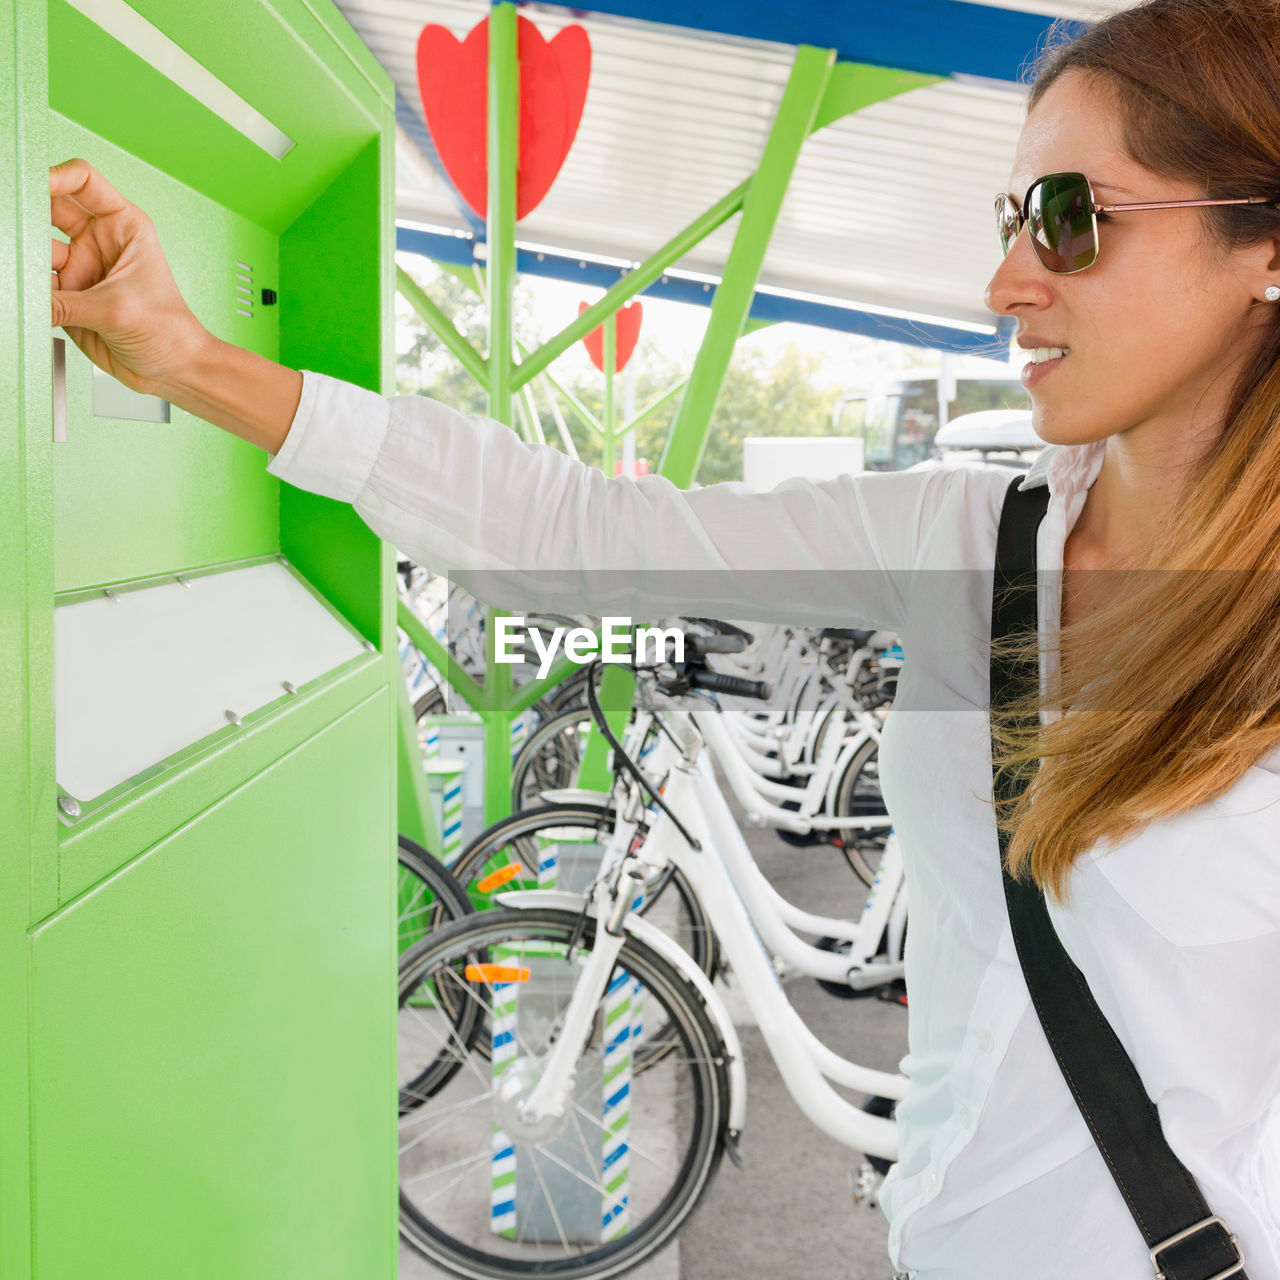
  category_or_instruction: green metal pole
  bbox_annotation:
[396,600,485,711]
[622,375,688,436]
[602,312,616,476]
[519,382,546,446]
[395,675,442,852]
[487,3,517,426]
[396,265,487,388]
[538,374,580,459]
[658,46,835,488]
[512,179,750,391]
[515,339,602,433]
[484,607,514,822]
[482,1,519,823]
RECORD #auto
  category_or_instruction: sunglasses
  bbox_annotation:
[995,171,1276,274]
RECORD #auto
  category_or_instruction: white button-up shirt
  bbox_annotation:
[268,371,1280,1279]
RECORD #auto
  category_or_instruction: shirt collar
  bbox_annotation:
[1017,439,1106,497]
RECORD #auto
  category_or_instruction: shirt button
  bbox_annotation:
[977,1030,994,1053]
[958,1106,973,1127]
[925,1170,939,1191]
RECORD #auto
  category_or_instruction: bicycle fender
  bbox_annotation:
[536,788,613,806]
[495,888,749,1140]
[824,734,871,814]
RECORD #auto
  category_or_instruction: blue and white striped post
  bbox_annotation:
[490,956,520,1238]
[601,968,633,1239]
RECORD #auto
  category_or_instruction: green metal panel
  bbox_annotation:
[56,658,389,905]
[31,692,395,1279]
[279,132,392,647]
[47,0,383,236]
[9,1,400,1275]
[2,0,45,1272]
[48,117,281,594]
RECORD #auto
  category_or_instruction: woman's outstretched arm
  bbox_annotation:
[50,156,971,628]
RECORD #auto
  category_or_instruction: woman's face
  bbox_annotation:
[985,69,1276,451]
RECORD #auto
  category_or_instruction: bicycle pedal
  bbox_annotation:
[876,978,908,1007]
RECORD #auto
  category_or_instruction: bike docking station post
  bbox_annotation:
[489,939,635,1244]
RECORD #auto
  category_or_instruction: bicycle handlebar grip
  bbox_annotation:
[688,633,749,656]
[689,669,772,700]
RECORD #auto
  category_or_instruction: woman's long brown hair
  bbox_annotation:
[992,0,1280,901]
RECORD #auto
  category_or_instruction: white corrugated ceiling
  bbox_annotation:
[335,0,1134,332]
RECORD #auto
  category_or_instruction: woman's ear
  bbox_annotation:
[1257,226,1280,302]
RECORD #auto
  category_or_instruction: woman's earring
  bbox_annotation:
[1266,285,1280,302]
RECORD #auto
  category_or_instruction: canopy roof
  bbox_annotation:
[335,0,1129,342]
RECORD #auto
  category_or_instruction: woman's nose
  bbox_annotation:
[984,227,1055,318]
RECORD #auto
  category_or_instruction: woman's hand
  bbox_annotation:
[48,157,302,454]
[50,157,213,397]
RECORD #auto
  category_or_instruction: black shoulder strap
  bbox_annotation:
[991,475,1246,1280]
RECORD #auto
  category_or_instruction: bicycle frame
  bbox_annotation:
[698,700,888,835]
[498,709,907,1160]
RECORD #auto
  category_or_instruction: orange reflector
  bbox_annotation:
[476,863,525,894]
[465,963,530,984]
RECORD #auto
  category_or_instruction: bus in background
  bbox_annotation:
[834,354,1028,472]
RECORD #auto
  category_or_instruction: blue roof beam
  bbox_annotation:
[538,0,1081,86]
[397,224,1014,356]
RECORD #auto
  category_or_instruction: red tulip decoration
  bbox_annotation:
[416,15,591,221]
[579,301,643,373]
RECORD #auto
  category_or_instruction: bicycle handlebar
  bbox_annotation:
[688,632,749,656]
[688,668,772,700]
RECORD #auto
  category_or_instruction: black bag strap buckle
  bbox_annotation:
[1150,1217,1244,1280]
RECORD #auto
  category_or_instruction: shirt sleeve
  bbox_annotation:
[266,369,965,629]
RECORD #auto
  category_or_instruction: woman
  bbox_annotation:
[47,0,1280,1274]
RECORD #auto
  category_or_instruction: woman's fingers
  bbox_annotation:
[49,158,128,224]
[51,278,113,334]
[47,156,212,393]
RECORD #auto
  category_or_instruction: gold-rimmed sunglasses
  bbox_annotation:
[995,171,1278,274]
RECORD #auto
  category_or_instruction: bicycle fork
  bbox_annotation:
[515,855,646,1126]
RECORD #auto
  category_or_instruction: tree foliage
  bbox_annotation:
[396,259,846,485]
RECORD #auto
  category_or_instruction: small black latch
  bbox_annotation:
[261,288,278,306]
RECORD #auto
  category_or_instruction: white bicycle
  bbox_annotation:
[397,650,908,1278]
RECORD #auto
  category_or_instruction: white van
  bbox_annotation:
[927,408,1043,472]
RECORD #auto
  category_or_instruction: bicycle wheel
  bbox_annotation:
[398,834,473,955]
[397,907,730,1280]
[546,664,591,715]
[827,737,887,887]
[509,707,592,809]
[397,836,479,1111]
[453,803,718,991]
[414,684,449,755]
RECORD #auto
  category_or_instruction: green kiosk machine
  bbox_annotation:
[3,0,400,1273]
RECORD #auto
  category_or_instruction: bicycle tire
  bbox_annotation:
[398,834,473,952]
[508,706,592,809]
[397,835,479,1111]
[453,803,719,986]
[827,737,887,887]
[452,803,719,1070]
[397,906,730,1280]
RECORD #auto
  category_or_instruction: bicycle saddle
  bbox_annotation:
[820,627,877,647]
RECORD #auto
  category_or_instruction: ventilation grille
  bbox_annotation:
[235,261,254,319]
